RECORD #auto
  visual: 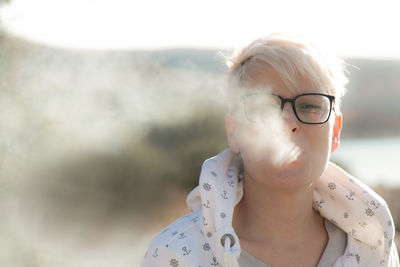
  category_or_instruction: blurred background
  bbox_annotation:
[0,0,399,266]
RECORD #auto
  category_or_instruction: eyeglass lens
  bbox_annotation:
[244,94,332,124]
[294,94,331,123]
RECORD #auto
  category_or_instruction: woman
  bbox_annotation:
[141,34,399,267]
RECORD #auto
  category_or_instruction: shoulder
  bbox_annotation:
[141,211,215,267]
[149,211,203,247]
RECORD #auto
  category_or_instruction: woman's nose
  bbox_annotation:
[281,103,300,133]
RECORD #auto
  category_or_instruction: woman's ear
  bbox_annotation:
[331,113,342,153]
[226,115,240,153]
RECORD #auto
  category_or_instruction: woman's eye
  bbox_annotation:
[299,104,321,110]
[249,105,269,113]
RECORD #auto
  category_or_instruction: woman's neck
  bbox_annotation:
[233,173,325,245]
[232,172,329,267]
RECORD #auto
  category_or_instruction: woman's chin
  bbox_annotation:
[268,160,314,187]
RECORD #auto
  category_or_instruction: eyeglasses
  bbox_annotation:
[241,92,335,124]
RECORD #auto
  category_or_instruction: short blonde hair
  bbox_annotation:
[226,33,348,113]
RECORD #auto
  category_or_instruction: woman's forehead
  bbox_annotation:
[241,64,328,97]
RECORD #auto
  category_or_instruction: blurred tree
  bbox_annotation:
[144,105,227,190]
[16,105,227,231]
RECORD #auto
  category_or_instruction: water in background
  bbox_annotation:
[331,136,400,187]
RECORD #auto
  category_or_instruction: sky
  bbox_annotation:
[1,0,400,58]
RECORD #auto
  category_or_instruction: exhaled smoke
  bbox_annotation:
[0,35,227,266]
[233,90,301,167]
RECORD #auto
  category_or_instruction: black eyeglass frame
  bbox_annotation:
[241,92,336,125]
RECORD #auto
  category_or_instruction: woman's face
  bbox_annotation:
[226,65,342,191]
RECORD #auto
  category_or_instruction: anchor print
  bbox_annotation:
[346,191,355,200]
[152,248,159,257]
[355,254,360,264]
[314,199,325,208]
[370,200,380,209]
[203,216,208,226]
[182,246,191,256]
[203,200,211,209]
[211,257,219,266]
[178,233,186,239]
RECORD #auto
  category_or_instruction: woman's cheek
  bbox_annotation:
[309,128,332,176]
